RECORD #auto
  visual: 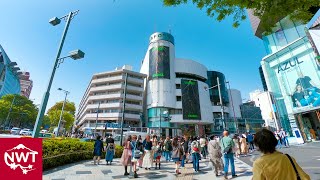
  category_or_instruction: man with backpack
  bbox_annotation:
[220,131,237,179]
[164,136,173,162]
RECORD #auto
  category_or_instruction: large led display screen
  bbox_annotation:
[181,79,201,120]
[270,51,320,113]
[149,46,170,79]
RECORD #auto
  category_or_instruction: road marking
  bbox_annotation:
[302,167,320,169]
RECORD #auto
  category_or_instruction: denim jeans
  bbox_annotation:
[224,153,235,176]
[284,137,289,147]
[277,139,282,149]
[164,151,170,161]
[181,155,186,167]
[192,153,200,171]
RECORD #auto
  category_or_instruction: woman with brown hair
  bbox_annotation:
[152,135,162,169]
[120,135,132,176]
[171,137,183,174]
[142,135,153,170]
[130,135,142,178]
[240,134,248,157]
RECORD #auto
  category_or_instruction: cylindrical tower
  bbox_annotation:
[146,32,176,108]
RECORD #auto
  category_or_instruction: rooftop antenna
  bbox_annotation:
[168,25,172,34]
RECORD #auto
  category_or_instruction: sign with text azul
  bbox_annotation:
[0,138,42,180]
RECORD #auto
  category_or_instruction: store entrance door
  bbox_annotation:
[295,110,320,141]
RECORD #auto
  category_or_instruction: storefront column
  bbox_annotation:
[296,114,307,142]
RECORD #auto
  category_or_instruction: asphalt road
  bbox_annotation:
[239,142,320,180]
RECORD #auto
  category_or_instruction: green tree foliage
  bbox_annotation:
[47,101,76,131]
[41,115,51,128]
[163,0,320,32]
[0,94,38,128]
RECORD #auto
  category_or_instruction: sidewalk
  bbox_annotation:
[43,158,252,180]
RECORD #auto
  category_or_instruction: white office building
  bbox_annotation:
[76,65,147,135]
[140,32,243,136]
[249,90,279,130]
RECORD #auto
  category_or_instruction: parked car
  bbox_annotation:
[39,133,55,138]
[40,129,48,134]
[20,129,32,135]
[80,138,95,142]
[10,127,21,135]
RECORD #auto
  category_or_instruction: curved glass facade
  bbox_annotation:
[206,71,229,105]
[0,45,21,97]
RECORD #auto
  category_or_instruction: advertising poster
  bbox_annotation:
[274,55,320,113]
[149,46,170,79]
[181,79,201,120]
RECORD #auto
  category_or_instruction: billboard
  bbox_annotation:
[149,46,170,79]
[272,53,320,113]
[181,79,201,120]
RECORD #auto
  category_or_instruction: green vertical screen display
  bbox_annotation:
[149,46,170,79]
[181,79,201,120]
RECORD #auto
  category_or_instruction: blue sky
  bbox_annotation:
[0,0,266,111]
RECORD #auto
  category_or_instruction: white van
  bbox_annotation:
[114,131,149,145]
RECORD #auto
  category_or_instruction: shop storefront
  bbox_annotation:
[261,35,320,141]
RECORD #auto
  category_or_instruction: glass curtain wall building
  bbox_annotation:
[0,45,21,97]
[249,8,320,141]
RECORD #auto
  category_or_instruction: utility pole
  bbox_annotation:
[4,95,16,130]
[217,77,226,130]
[120,72,128,146]
[57,89,69,136]
[94,102,101,136]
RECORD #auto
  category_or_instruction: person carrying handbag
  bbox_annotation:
[191,137,201,172]
[220,131,237,179]
[171,137,183,174]
[252,129,310,180]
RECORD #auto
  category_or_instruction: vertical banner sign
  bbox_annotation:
[149,46,170,79]
[181,79,201,120]
[0,138,43,179]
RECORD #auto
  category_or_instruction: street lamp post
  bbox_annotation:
[159,110,168,137]
[32,10,85,138]
[120,72,128,146]
[94,102,101,136]
[56,88,69,136]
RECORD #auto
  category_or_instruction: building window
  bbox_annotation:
[176,84,181,89]
[127,83,142,87]
[126,100,140,105]
[176,96,182,101]
[169,109,182,114]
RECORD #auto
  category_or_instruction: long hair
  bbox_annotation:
[172,137,178,147]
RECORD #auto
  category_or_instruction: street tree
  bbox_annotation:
[47,101,76,131]
[0,94,38,128]
[163,0,320,32]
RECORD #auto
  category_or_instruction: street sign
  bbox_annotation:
[105,123,121,129]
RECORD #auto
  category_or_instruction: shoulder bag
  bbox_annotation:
[285,154,301,180]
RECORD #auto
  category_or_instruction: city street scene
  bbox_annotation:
[0,0,320,180]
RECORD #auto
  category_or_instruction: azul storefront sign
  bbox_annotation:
[149,32,174,45]
[277,57,304,73]
[264,39,320,114]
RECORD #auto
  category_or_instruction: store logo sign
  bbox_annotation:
[0,138,42,179]
[277,57,303,73]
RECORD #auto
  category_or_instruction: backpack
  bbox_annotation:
[165,140,173,151]
[108,143,114,150]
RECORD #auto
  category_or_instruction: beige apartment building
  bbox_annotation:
[75,65,146,135]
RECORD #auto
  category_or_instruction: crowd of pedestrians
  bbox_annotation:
[90,127,307,180]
